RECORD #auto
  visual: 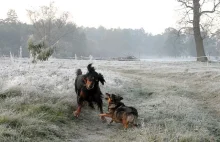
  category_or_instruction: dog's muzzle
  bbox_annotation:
[86,84,95,90]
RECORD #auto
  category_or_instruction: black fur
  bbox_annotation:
[74,64,106,115]
[116,106,138,117]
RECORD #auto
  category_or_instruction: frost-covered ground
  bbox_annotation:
[0,57,220,142]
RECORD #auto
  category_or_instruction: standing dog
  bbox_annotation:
[100,93,138,128]
[74,64,106,121]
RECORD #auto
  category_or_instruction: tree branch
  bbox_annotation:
[201,0,207,6]
[177,0,193,9]
[200,0,220,15]
[178,8,193,26]
[177,27,193,36]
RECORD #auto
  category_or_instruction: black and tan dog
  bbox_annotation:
[100,93,138,128]
[74,64,106,121]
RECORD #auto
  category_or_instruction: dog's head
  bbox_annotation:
[105,93,123,105]
[83,64,105,90]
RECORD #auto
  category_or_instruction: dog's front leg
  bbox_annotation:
[74,93,84,117]
[99,113,112,118]
[74,105,82,117]
[100,112,107,123]
[96,97,107,122]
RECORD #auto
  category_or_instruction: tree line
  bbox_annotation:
[1,20,219,59]
[1,1,220,61]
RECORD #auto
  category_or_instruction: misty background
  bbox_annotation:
[0,4,220,59]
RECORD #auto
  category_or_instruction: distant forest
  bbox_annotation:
[0,10,219,59]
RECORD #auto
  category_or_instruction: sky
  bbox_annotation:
[0,0,180,35]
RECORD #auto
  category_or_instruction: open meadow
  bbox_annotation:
[0,58,220,142]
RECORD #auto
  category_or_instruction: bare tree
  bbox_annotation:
[27,1,76,62]
[177,0,220,62]
[5,9,18,24]
[164,27,187,57]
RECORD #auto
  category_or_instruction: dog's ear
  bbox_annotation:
[98,73,105,85]
[105,93,110,97]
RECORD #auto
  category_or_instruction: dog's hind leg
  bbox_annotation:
[122,119,129,129]
[122,114,130,129]
[132,116,139,127]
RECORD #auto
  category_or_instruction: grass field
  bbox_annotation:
[0,57,220,142]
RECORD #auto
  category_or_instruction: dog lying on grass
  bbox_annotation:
[100,93,138,129]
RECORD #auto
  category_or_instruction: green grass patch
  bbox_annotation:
[20,123,64,141]
[27,104,71,124]
[0,116,22,128]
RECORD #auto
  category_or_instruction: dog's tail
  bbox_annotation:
[76,69,82,76]
[87,63,95,73]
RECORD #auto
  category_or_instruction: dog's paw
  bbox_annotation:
[73,111,80,117]
[123,128,128,131]
[107,123,113,126]
[101,116,107,123]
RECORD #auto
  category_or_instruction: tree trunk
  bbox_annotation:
[193,0,208,62]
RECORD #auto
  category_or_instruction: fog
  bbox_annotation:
[1,1,220,141]
[0,0,220,60]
